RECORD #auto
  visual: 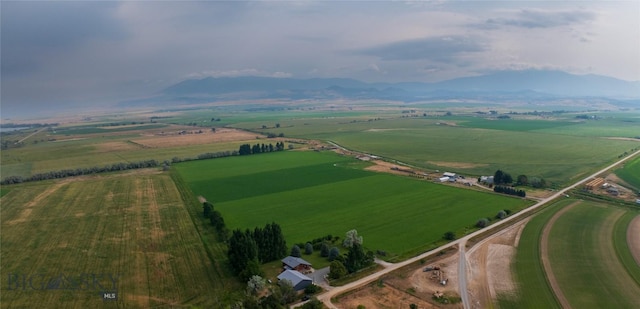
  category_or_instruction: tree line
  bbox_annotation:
[0,160,160,185]
[238,142,285,156]
[494,185,526,197]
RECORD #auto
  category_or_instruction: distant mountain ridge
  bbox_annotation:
[120,70,639,107]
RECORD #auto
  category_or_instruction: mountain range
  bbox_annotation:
[121,70,639,107]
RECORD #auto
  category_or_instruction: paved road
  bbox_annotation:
[458,240,470,309]
[311,149,640,309]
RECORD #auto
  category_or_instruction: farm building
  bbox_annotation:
[277,270,313,291]
[438,176,450,182]
[480,176,494,184]
[443,172,456,178]
[282,256,312,273]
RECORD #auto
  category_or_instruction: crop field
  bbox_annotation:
[502,199,640,309]
[175,150,532,260]
[0,171,239,308]
[229,116,639,185]
[616,155,640,190]
[547,201,640,308]
[0,127,264,178]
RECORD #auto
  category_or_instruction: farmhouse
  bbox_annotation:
[282,256,312,273]
[277,269,313,291]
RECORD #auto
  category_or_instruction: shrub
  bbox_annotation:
[476,218,490,228]
[443,231,456,240]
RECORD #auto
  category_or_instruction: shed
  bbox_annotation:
[277,270,313,291]
[443,172,456,178]
[438,177,450,182]
[282,256,312,273]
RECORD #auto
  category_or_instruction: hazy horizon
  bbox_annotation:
[2,1,639,118]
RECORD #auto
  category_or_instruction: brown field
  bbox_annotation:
[627,215,640,266]
[131,128,262,148]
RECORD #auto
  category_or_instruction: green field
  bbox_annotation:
[0,172,240,308]
[498,200,567,309]
[547,202,640,308]
[502,199,640,308]
[231,116,639,185]
[175,150,532,260]
[616,155,640,190]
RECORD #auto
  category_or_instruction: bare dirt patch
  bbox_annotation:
[334,250,461,309]
[427,161,488,169]
[336,282,444,309]
[466,219,527,308]
[131,128,261,148]
[627,215,640,266]
[94,141,142,153]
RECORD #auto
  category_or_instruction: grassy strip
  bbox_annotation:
[616,156,640,190]
[170,169,243,302]
[613,211,640,287]
[496,200,570,309]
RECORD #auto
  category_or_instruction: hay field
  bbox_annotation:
[0,171,238,308]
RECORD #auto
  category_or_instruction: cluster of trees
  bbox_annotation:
[203,202,229,240]
[227,222,288,281]
[494,185,526,197]
[0,160,159,185]
[493,170,513,185]
[492,169,547,189]
[328,230,374,280]
[238,142,285,155]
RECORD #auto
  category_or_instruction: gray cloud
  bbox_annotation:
[1,1,126,76]
[484,9,596,29]
[0,1,637,118]
[356,36,486,62]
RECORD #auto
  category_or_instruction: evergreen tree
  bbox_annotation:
[320,243,330,257]
[328,247,340,261]
[305,242,313,255]
[291,245,301,258]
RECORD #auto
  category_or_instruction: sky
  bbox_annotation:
[1,0,639,118]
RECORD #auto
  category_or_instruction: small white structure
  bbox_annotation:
[439,177,450,182]
[480,176,494,184]
[443,172,456,178]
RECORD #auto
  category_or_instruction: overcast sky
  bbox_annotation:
[2,1,639,118]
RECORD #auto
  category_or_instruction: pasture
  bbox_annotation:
[0,171,239,308]
[547,202,640,308]
[175,150,532,260]
[231,116,639,185]
[502,199,640,308]
[616,155,640,190]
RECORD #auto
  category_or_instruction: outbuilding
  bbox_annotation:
[282,256,312,273]
[277,270,313,291]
